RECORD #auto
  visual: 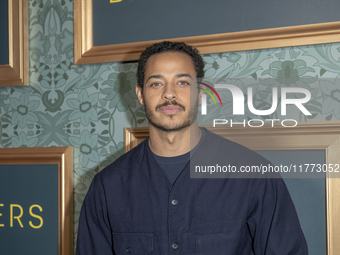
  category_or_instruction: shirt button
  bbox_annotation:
[126,246,131,253]
[171,199,179,206]
[171,242,180,250]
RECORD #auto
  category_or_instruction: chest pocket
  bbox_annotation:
[195,232,242,255]
[112,233,154,255]
[193,219,245,255]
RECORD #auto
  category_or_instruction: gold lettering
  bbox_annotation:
[29,205,43,229]
[110,0,122,2]
[0,204,4,227]
[10,204,24,228]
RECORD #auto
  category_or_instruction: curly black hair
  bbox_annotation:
[137,41,204,89]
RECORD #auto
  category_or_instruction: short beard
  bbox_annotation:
[144,99,198,133]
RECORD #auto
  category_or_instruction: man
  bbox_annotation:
[76,41,308,254]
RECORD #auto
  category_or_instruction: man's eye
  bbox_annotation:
[151,83,162,87]
[178,81,189,86]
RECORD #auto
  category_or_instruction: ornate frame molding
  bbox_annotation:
[74,0,340,64]
[124,121,340,254]
[0,147,74,255]
[0,0,29,87]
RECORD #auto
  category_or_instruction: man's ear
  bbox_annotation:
[136,84,144,106]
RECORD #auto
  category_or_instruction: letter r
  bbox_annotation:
[281,88,311,115]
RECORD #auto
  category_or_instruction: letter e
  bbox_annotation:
[0,204,4,227]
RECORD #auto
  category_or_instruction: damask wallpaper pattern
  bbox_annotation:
[1,0,340,247]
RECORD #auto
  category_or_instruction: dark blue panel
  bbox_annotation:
[93,0,340,46]
[256,150,326,255]
[0,164,59,255]
[0,0,9,65]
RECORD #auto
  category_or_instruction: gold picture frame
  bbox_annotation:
[124,121,340,254]
[74,0,340,65]
[0,147,73,255]
[0,0,29,87]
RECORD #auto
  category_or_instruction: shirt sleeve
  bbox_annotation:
[76,175,114,255]
[247,177,309,254]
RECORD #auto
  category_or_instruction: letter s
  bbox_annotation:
[29,205,43,229]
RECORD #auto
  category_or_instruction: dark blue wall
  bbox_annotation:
[93,0,340,46]
[0,164,59,255]
[0,0,9,65]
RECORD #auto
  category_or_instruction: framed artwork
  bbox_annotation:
[124,121,340,254]
[0,0,29,87]
[0,147,73,255]
[74,0,340,64]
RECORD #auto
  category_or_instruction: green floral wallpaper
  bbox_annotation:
[1,0,340,249]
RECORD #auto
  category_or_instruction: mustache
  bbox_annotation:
[155,100,186,111]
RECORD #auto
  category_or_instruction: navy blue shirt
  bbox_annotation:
[76,128,308,254]
[152,151,189,185]
[152,128,207,185]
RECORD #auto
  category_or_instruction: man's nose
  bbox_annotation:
[162,84,177,101]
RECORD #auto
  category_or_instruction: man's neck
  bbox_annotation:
[148,122,202,157]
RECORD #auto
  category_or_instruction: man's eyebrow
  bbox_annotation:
[145,75,164,83]
[175,73,193,79]
[145,73,193,83]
